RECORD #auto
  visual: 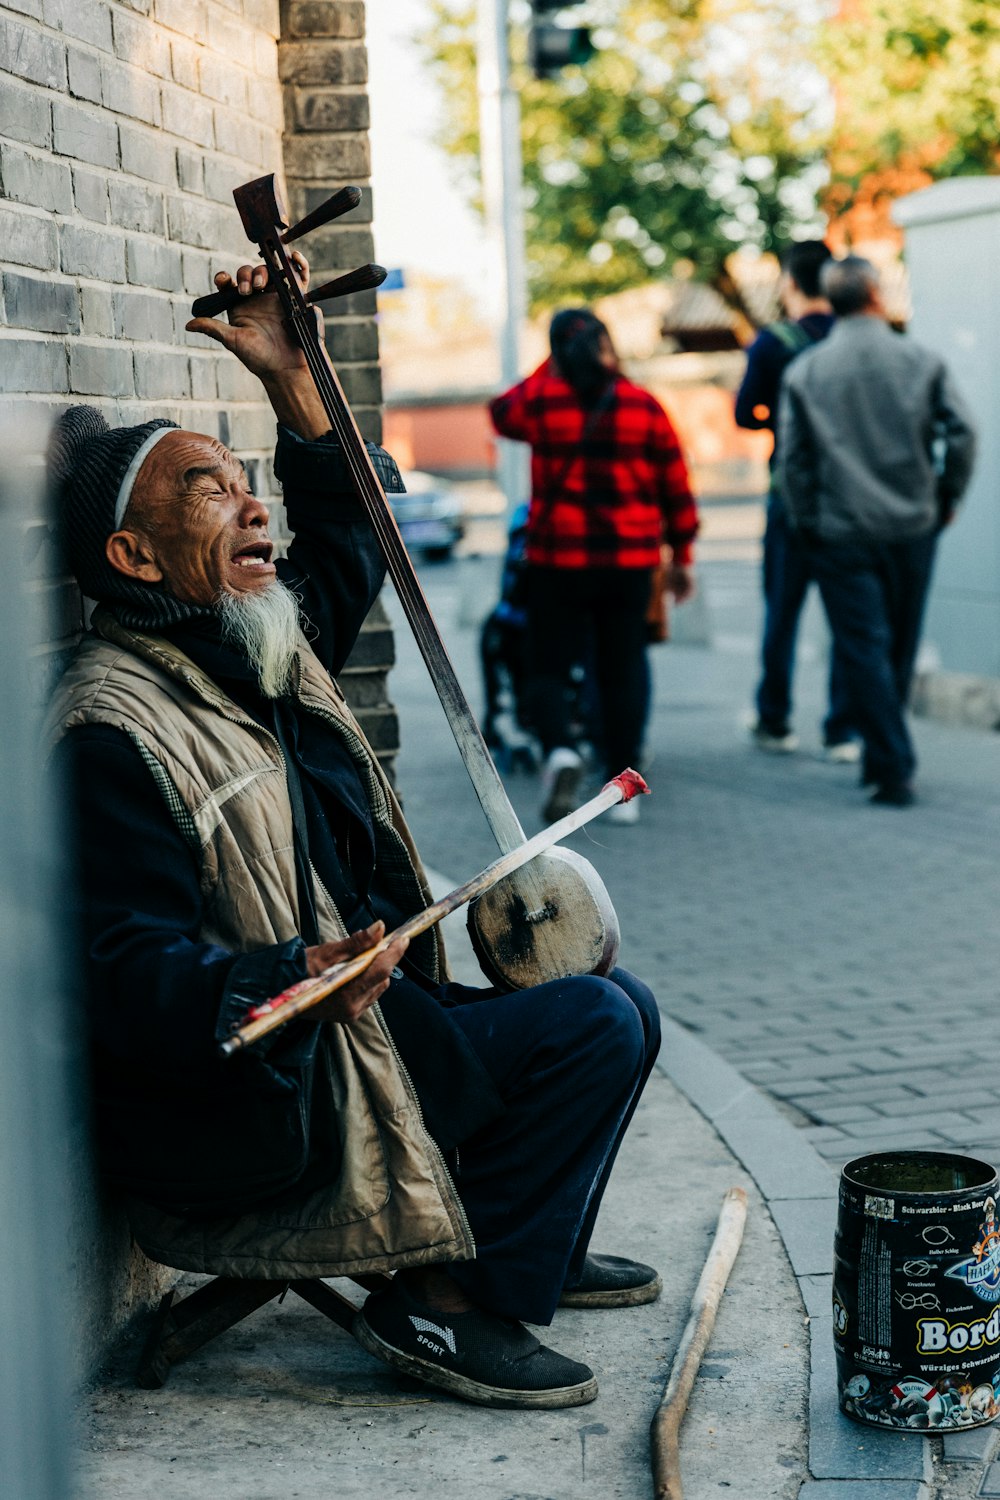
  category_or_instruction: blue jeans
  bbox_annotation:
[806,531,938,788]
[438,967,660,1325]
[756,503,854,743]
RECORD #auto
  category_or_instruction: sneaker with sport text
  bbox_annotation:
[353,1281,598,1409]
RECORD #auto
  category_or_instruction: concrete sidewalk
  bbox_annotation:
[78,531,1000,1498]
[76,1063,806,1499]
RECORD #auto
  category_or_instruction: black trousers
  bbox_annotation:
[525,565,653,775]
[434,967,661,1326]
[807,531,938,788]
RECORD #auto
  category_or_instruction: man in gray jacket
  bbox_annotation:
[778,256,976,805]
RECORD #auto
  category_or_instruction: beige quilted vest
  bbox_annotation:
[49,610,474,1279]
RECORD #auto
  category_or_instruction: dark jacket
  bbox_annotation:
[778,317,977,543]
[734,313,835,441]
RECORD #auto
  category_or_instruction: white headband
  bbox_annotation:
[113,427,173,530]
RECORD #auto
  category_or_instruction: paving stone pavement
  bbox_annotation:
[384,532,1000,1499]
[640,558,1000,1180]
[392,547,1000,1181]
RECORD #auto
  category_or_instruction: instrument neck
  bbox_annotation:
[290,306,525,855]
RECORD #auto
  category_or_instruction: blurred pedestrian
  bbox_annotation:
[736,240,857,759]
[778,256,976,806]
[490,309,699,825]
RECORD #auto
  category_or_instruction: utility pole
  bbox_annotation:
[476,0,530,514]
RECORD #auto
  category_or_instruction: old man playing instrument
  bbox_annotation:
[49,248,661,1410]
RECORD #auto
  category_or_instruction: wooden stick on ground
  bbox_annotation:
[650,1186,749,1500]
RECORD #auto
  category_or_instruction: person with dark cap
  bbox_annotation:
[735,240,858,760]
[489,309,699,826]
[47,255,663,1411]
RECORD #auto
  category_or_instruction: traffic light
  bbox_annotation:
[529,1,595,80]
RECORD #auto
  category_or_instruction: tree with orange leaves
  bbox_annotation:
[421,0,826,324]
[823,0,1000,243]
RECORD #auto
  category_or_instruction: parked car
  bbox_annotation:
[390,470,464,561]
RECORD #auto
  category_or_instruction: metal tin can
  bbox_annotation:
[834,1150,1000,1431]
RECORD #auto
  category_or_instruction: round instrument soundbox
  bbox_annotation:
[467,845,620,990]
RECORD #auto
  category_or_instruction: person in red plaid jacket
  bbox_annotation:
[490,308,699,825]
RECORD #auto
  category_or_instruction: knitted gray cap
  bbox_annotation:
[48,405,213,630]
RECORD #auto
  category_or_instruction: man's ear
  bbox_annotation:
[105,529,164,583]
[869,288,888,319]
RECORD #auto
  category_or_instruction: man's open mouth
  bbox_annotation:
[230,541,274,570]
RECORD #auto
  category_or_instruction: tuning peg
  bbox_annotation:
[190,282,269,319]
[281,186,362,245]
[306,264,388,302]
[189,262,388,320]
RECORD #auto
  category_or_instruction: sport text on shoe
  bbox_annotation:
[409,1315,457,1355]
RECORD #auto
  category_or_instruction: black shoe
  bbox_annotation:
[870,782,915,807]
[353,1282,598,1409]
[559,1252,662,1309]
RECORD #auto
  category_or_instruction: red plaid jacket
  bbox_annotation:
[490,361,699,569]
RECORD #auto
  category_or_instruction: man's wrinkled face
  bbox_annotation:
[110,430,277,605]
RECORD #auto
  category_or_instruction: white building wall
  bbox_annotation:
[894,179,1000,681]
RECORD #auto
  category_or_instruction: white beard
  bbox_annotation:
[215,579,301,698]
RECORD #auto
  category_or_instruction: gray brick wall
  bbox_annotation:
[277,0,396,775]
[0,0,398,1369]
[0,0,393,762]
[0,0,286,688]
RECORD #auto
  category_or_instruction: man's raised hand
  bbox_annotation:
[185,250,313,382]
[186,251,330,441]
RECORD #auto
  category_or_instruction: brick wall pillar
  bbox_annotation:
[279,0,399,779]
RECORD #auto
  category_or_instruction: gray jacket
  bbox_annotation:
[777,316,976,543]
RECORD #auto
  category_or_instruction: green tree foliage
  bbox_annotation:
[823,0,1000,206]
[419,0,825,319]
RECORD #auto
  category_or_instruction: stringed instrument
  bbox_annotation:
[193,174,630,994]
[221,772,645,1056]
